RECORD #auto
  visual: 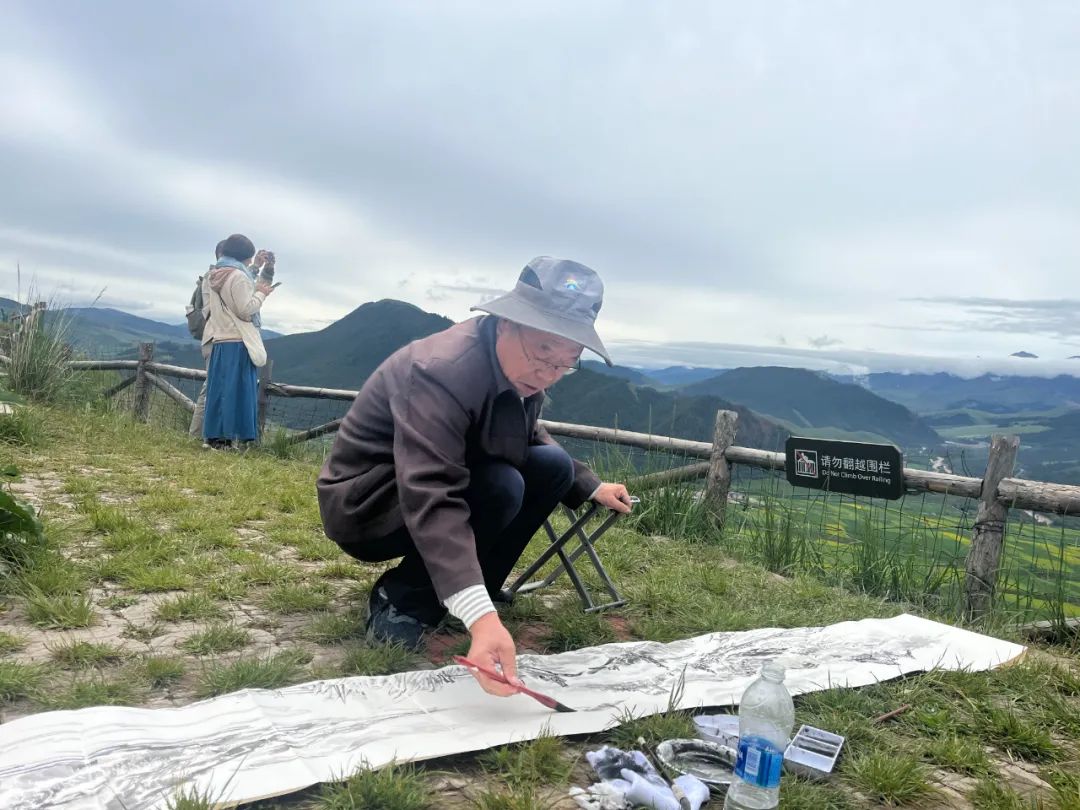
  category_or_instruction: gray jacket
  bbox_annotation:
[316,315,600,600]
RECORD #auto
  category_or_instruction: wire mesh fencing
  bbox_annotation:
[574,435,1080,627]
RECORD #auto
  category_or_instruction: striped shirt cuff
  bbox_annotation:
[444,585,496,629]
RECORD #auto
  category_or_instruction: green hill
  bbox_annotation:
[260,299,454,388]
[164,298,453,389]
[546,367,788,450]
[684,366,941,448]
[57,308,196,353]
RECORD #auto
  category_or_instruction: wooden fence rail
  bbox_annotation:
[6,340,1080,622]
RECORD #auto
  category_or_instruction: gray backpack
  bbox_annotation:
[185,275,207,340]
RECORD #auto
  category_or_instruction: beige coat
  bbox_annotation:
[201,266,268,367]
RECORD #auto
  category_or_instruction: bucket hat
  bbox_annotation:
[470,256,611,365]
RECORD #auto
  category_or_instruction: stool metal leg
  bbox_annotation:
[503,502,628,612]
[504,506,597,596]
[535,505,619,588]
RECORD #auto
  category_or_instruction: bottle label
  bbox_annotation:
[734,736,783,788]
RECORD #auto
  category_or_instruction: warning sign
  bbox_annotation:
[785,437,904,499]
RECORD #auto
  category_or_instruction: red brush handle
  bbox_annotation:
[452,655,559,710]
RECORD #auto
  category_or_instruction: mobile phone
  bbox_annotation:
[271,282,282,289]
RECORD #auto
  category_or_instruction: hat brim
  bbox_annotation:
[471,292,612,366]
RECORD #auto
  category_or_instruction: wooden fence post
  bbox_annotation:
[704,410,739,524]
[963,434,1020,621]
[257,358,273,440]
[132,342,155,423]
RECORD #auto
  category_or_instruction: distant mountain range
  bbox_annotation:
[18,294,1080,460]
[582,361,727,388]
[860,372,1080,414]
[682,366,940,447]
[0,296,281,355]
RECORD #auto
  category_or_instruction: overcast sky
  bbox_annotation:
[2,1,1079,374]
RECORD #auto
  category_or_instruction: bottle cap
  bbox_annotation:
[762,661,786,681]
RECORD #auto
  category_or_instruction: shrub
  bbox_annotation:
[0,465,46,574]
[3,292,76,404]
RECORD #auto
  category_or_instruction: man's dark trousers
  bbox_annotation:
[341,444,575,625]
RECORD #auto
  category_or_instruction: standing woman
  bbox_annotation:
[202,233,275,448]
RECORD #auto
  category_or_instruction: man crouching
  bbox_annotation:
[316,256,632,697]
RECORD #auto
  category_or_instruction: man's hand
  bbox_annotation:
[256,281,276,296]
[466,612,521,697]
[592,482,633,513]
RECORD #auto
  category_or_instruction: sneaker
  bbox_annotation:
[366,587,429,650]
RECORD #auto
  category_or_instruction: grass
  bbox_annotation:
[47,639,127,668]
[36,673,140,710]
[543,609,617,651]
[155,593,228,623]
[303,612,366,644]
[132,655,187,688]
[924,733,994,776]
[17,553,86,595]
[0,629,27,654]
[0,660,47,702]
[845,750,934,805]
[2,399,1080,807]
[977,706,1061,762]
[22,585,97,628]
[261,581,333,614]
[316,762,432,810]
[195,650,312,697]
[2,291,77,403]
[101,594,140,610]
[179,623,251,655]
[339,642,417,676]
[122,620,166,642]
[778,775,857,809]
[478,731,575,789]
[165,786,218,810]
[0,405,47,447]
[468,787,559,810]
[971,779,1043,809]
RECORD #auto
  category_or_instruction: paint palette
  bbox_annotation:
[655,738,736,789]
[783,724,845,780]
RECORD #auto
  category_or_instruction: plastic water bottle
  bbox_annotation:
[723,662,795,810]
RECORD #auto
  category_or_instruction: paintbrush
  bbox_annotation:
[637,736,691,810]
[453,655,576,713]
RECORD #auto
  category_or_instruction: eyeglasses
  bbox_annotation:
[516,328,581,375]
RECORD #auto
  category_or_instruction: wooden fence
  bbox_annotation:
[23,342,1080,625]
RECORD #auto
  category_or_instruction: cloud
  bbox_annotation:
[807,334,841,349]
[905,296,1080,339]
[606,338,1080,379]
[1,1,1078,365]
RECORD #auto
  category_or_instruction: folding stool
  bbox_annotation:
[502,497,638,613]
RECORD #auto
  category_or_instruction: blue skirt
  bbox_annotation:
[203,342,258,441]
